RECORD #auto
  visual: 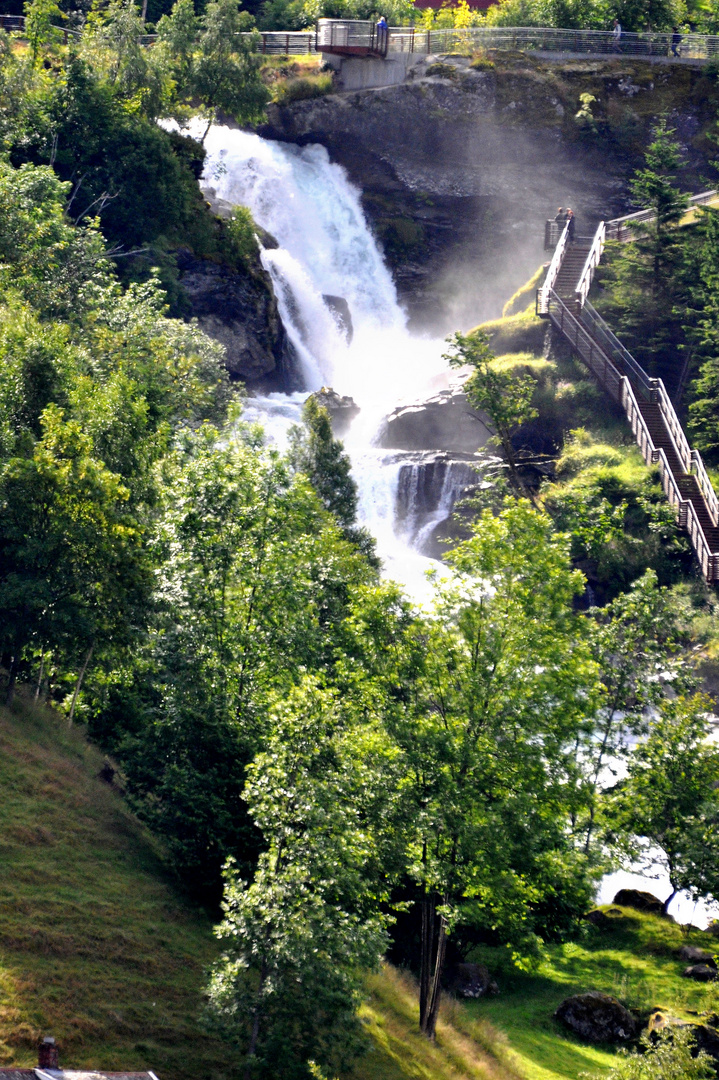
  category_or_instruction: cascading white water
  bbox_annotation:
[199,123,463,596]
[190,122,718,924]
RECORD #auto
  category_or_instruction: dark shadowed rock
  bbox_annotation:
[679,946,716,966]
[177,250,296,386]
[447,962,498,999]
[322,294,353,343]
[613,889,664,916]
[378,385,492,454]
[309,387,360,435]
[683,964,717,982]
[706,921,719,938]
[583,909,613,929]
[554,992,640,1044]
[646,1013,719,1069]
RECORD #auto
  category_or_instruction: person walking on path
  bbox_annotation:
[612,19,622,52]
[566,208,576,242]
[671,27,682,56]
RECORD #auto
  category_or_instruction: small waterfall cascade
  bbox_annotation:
[199,123,471,596]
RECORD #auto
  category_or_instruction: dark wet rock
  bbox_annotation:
[679,946,717,966]
[554,992,640,1044]
[176,250,296,387]
[309,386,360,435]
[379,385,492,455]
[683,964,717,982]
[447,962,498,999]
[322,294,353,343]
[613,889,664,916]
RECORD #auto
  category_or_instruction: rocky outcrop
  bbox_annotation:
[176,250,296,388]
[379,384,492,454]
[309,387,360,436]
[322,294,353,343]
[683,964,717,982]
[613,889,665,915]
[554,992,640,1044]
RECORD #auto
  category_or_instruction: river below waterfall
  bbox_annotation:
[194,122,718,928]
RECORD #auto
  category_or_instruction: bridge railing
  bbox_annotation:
[575,222,605,309]
[536,221,570,315]
[255,31,317,53]
[397,25,719,59]
[691,450,719,527]
[606,188,719,240]
[548,287,719,579]
[317,19,389,55]
[579,301,652,398]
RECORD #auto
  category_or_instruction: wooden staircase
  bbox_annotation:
[552,241,592,302]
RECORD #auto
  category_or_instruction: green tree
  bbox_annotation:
[394,501,600,1038]
[687,207,719,463]
[444,330,538,502]
[155,0,199,104]
[207,678,394,1080]
[599,121,689,387]
[24,0,65,64]
[0,405,143,705]
[192,0,269,141]
[607,694,719,914]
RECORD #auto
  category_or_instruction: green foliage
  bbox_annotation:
[24,0,64,63]
[600,1028,715,1080]
[225,205,259,267]
[485,0,685,30]
[607,694,719,911]
[272,71,334,104]
[444,329,538,499]
[208,679,394,1079]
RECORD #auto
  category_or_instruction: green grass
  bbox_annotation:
[0,690,242,1078]
[463,907,719,1080]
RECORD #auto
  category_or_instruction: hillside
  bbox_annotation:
[0,691,521,1080]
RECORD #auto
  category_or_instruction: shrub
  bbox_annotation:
[273,72,334,105]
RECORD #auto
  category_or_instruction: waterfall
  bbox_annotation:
[198,124,457,596]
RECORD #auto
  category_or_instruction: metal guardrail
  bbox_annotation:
[316,19,390,56]
[255,31,316,54]
[548,286,719,578]
[606,189,719,240]
[575,222,605,308]
[401,24,719,59]
[537,220,570,315]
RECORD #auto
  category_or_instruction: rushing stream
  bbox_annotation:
[195,123,718,927]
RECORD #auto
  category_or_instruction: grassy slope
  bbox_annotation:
[0,691,520,1080]
[465,908,719,1080]
[0,691,242,1078]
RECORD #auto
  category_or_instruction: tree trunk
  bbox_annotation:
[141,0,148,22]
[663,888,677,916]
[244,961,267,1080]
[68,644,94,724]
[423,914,448,1041]
[35,649,45,702]
[4,651,19,707]
[419,891,435,1030]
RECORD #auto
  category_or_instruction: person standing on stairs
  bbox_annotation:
[566,209,576,243]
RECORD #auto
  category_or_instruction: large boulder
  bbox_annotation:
[683,964,717,982]
[554,992,640,1044]
[612,889,665,916]
[378,385,492,455]
[447,962,498,999]
[176,250,296,386]
[309,387,360,436]
[679,945,716,966]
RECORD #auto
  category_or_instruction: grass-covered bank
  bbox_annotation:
[469,907,719,1080]
[0,690,239,1077]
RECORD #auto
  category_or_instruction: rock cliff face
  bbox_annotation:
[259,56,716,334]
[176,249,297,389]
